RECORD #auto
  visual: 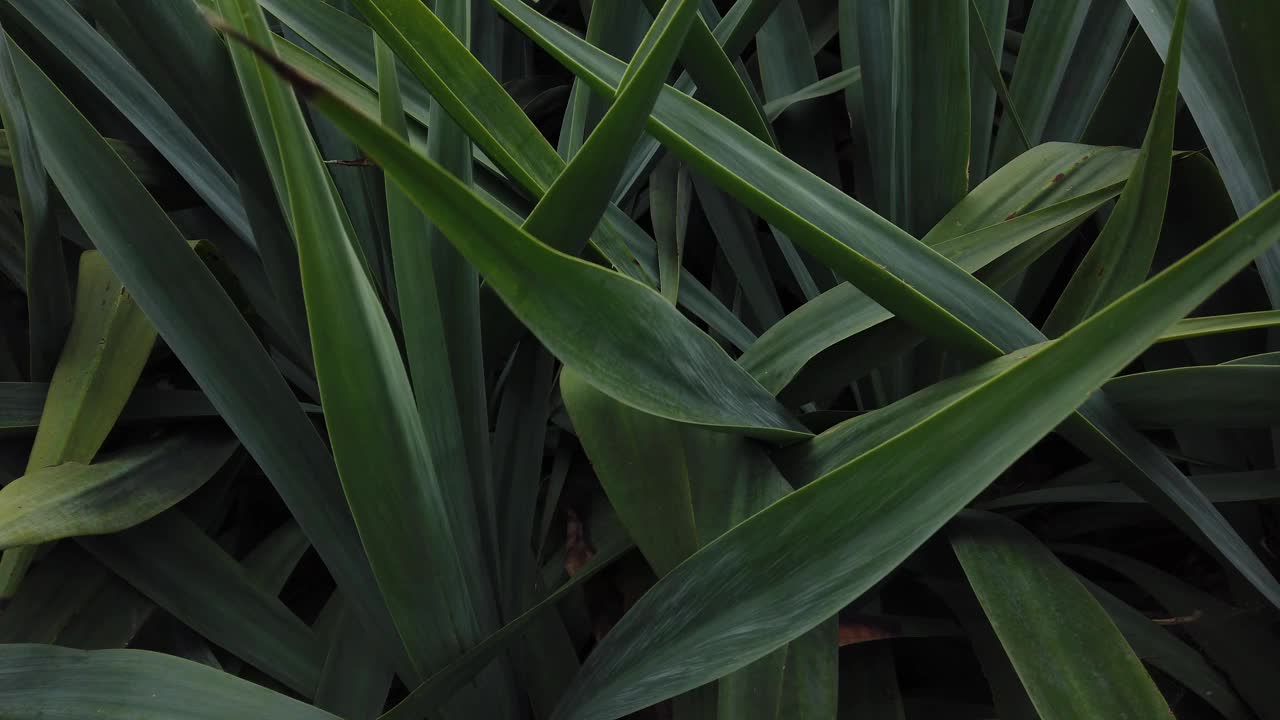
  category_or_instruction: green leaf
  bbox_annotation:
[0,29,69,381]
[1061,545,1280,719]
[524,0,702,256]
[967,0,1010,182]
[989,0,1128,169]
[983,469,1280,508]
[259,0,747,352]
[562,361,803,716]
[546,167,1280,718]
[649,155,690,303]
[491,1,1280,606]
[762,67,861,122]
[380,535,633,720]
[5,0,252,244]
[0,249,158,596]
[315,599,394,720]
[857,0,969,234]
[231,39,805,441]
[4,25,401,675]
[0,544,108,644]
[19,252,158,470]
[641,0,773,146]
[1078,576,1250,720]
[411,6,500,650]
[1126,0,1280,301]
[739,143,1135,394]
[949,513,1170,720]
[1105,363,1280,428]
[81,511,325,696]
[374,31,483,596]
[0,383,270,432]
[210,0,486,681]
[0,430,237,548]
[1156,309,1280,341]
[0,644,339,720]
[1042,0,1184,335]
[93,0,310,360]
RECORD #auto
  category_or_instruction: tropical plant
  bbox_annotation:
[0,0,1276,717]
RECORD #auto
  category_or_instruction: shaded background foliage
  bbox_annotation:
[0,0,1275,719]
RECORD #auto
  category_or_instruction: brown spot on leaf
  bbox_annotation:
[1005,211,1020,220]
[1052,173,1065,183]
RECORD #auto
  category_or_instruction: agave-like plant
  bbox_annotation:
[0,0,1277,718]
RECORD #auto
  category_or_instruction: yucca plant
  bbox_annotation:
[0,0,1276,717]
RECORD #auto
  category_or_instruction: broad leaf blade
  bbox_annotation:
[4,28,401,674]
[232,41,805,440]
[0,430,237,548]
[0,644,338,720]
[547,171,1280,718]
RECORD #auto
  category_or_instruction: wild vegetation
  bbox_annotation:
[0,0,1276,718]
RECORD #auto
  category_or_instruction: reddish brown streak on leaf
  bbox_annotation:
[838,617,899,646]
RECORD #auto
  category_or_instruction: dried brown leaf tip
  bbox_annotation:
[838,617,899,646]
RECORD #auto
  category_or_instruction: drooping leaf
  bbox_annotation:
[4,26,402,674]
[0,250,158,596]
[0,430,237,548]
[223,36,806,441]
[0,29,69,381]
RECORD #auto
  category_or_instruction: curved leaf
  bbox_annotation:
[548,143,1280,717]
[0,430,237,548]
[0,644,338,720]
[4,26,401,673]
[490,0,1280,607]
[949,513,1170,720]
[226,39,806,440]
[1106,364,1280,427]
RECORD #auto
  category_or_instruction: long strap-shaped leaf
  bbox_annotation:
[81,511,325,696]
[0,251,157,597]
[1125,0,1280,302]
[379,535,634,720]
[1105,364,1280,428]
[544,163,1280,718]
[259,0,754,354]
[219,36,805,441]
[523,0,702,252]
[211,0,490,683]
[3,29,403,677]
[493,0,1280,608]
[739,143,1137,393]
[5,0,252,245]
[857,0,970,235]
[0,30,69,382]
[0,644,339,720]
[0,429,237,548]
[562,369,835,719]
[949,512,1170,719]
[1042,0,1183,336]
[1157,309,1280,341]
